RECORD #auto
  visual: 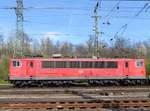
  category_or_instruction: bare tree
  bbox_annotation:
[53,40,61,54]
[32,38,40,55]
[86,35,94,57]
[22,33,32,54]
[40,37,53,57]
[75,44,88,57]
[112,37,133,58]
[0,34,4,57]
[60,42,70,57]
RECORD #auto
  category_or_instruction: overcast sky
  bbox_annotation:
[0,0,150,44]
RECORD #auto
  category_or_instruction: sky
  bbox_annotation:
[0,0,150,44]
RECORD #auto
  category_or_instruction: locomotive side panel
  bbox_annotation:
[34,59,125,80]
[9,58,147,83]
[90,60,123,79]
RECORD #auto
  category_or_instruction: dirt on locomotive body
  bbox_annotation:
[9,58,148,87]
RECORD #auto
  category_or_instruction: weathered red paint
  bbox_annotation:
[9,58,146,80]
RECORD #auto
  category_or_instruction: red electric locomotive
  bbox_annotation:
[9,58,146,87]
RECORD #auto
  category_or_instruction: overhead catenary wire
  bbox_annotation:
[109,2,150,42]
[106,2,150,54]
[104,0,121,18]
[1,6,150,10]
[0,0,150,44]
[135,2,149,16]
[1,4,150,28]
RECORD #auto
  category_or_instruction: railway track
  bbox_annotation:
[0,99,150,109]
[1,86,150,95]
[0,85,150,109]
[0,86,150,100]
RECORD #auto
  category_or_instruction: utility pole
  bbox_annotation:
[15,0,24,57]
[93,0,100,57]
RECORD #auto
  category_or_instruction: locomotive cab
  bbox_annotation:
[9,59,36,81]
[123,59,146,79]
[134,59,146,79]
[10,59,28,81]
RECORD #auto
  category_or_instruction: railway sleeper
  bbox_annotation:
[1,101,150,109]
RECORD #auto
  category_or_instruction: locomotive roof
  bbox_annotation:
[11,58,144,61]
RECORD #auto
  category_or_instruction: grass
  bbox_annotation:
[145,59,150,76]
[0,79,9,84]
[0,56,9,84]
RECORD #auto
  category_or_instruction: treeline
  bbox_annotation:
[1,33,148,58]
[0,32,149,82]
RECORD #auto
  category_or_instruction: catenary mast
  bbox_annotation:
[15,0,24,57]
[93,0,100,57]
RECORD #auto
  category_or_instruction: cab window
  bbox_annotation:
[13,61,22,67]
[136,60,143,67]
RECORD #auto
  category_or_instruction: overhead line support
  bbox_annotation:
[15,0,24,57]
[93,0,100,57]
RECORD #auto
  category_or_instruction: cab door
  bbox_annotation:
[124,61,129,77]
[27,61,35,79]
